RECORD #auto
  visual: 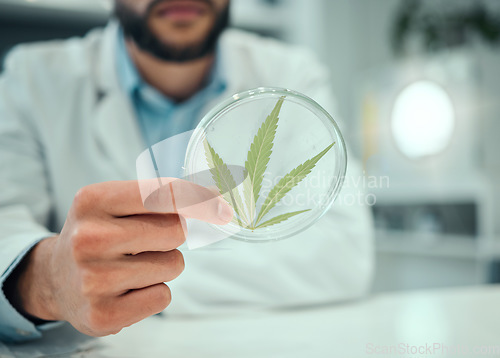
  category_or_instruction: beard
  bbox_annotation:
[114,0,230,63]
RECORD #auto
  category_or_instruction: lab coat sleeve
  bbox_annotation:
[0,48,59,342]
[167,45,375,314]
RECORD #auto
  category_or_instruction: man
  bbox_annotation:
[0,0,374,343]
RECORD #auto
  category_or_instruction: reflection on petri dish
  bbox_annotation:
[184,87,347,242]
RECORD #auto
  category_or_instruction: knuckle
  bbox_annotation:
[152,284,172,312]
[86,306,116,335]
[72,185,98,215]
[79,266,112,298]
[70,223,98,262]
[86,310,104,332]
[70,224,114,262]
[170,215,187,247]
[70,229,89,262]
[170,249,185,277]
[79,267,100,297]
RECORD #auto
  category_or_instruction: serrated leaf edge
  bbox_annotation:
[255,142,335,226]
[203,138,249,226]
[255,209,311,229]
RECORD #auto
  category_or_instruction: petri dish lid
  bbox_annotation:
[184,87,347,242]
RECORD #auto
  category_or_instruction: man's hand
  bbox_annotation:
[15,180,233,337]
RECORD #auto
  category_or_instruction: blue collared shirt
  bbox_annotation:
[116,29,227,148]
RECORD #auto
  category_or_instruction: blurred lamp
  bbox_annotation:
[391,80,455,159]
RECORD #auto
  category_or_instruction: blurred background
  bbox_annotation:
[1,0,499,294]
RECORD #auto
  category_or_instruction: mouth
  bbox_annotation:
[153,1,209,22]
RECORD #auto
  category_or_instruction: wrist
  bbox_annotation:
[17,236,60,321]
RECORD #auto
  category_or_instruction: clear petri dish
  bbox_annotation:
[184,87,347,242]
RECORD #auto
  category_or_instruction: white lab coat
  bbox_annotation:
[0,22,373,316]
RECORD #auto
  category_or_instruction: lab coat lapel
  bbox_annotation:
[91,21,144,180]
[92,94,144,180]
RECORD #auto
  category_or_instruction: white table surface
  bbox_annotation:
[4,285,500,358]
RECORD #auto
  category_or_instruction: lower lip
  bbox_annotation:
[158,7,204,21]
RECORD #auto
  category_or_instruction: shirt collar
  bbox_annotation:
[115,27,227,104]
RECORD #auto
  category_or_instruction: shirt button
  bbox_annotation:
[16,329,32,336]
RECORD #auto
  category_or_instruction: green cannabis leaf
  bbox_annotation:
[203,96,336,231]
[255,209,311,229]
[254,142,335,226]
[204,139,249,227]
[243,96,285,225]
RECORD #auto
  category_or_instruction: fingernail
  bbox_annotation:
[218,199,233,223]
